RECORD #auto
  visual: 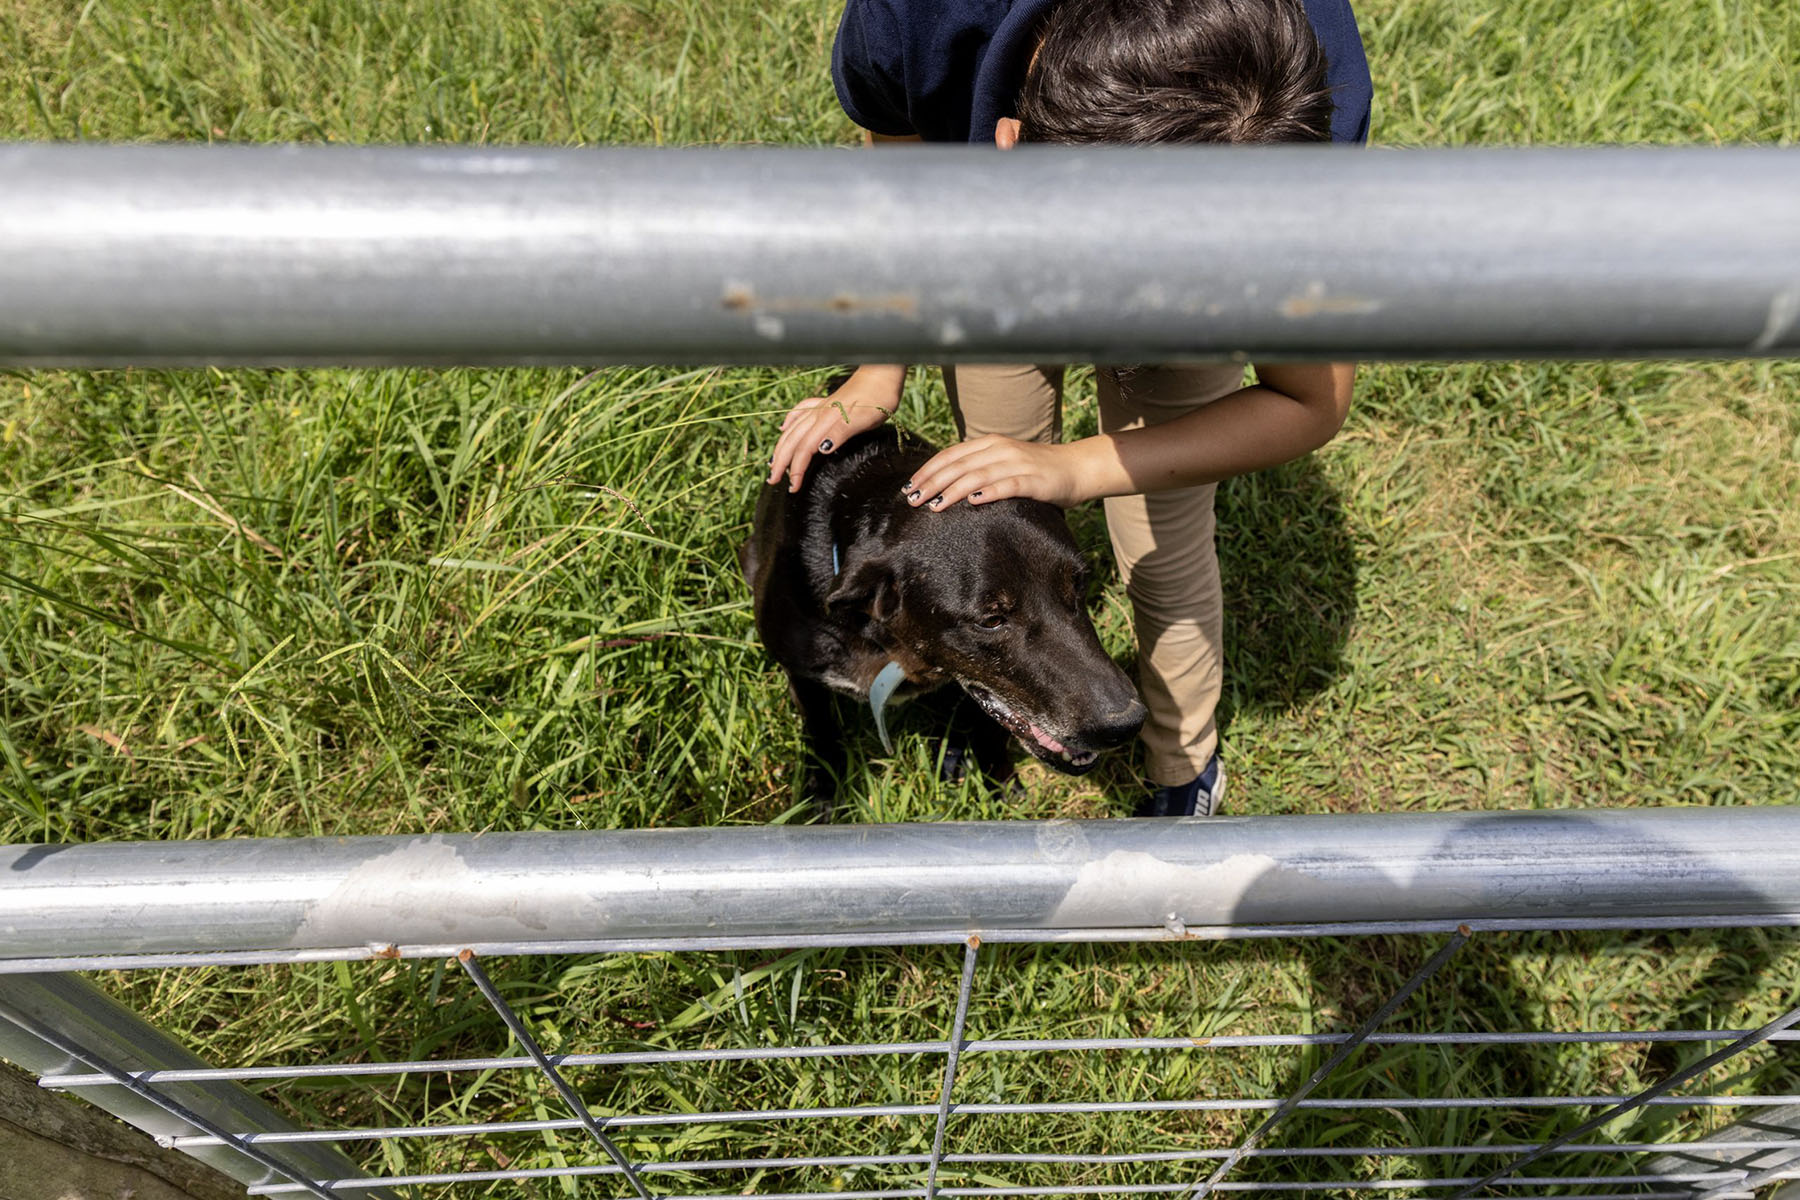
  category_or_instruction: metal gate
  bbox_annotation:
[4,810,1800,1197]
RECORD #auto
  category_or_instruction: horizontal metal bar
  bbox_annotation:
[166,1096,1800,1148]
[3,144,1800,367]
[235,1143,1797,1179]
[638,1192,1754,1200]
[43,1026,1797,1089]
[1018,1143,1800,1164]
[178,1118,1800,1160]
[656,1194,929,1200]
[648,1191,1760,1200]
[961,1095,1800,1112]
[6,809,1800,958]
[642,1186,1773,1200]
[172,1104,943,1146]
[971,1031,1800,1050]
[1501,1195,1752,1200]
[936,1184,1772,1197]
[246,1155,923,1192]
[716,1177,1785,1198]
[43,1040,943,1087]
[250,1169,1775,1196]
[1502,1196,1746,1200]
[9,908,1800,974]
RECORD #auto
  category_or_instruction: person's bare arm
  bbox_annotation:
[898,363,1355,510]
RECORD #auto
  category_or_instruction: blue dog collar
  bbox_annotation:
[869,659,907,754]
[835,541,906,753]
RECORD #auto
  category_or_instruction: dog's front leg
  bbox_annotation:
[788,676,847,820]
[949,693,1017,790]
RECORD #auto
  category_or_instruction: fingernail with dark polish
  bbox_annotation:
[908,490,921,503]
[928,495,943,508]
[972,491,983,499]
[900,480,913,492]
[819,439,833,452]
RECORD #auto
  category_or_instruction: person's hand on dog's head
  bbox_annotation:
[901,433,1099,512]
[767,364,906,493]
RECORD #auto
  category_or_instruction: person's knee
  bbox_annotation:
[945,363,1062,443]
[1121,542,1220,608]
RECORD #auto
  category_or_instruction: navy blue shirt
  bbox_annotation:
[832,0,1372,145]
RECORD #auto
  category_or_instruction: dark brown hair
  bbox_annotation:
[1016,0,1335,145]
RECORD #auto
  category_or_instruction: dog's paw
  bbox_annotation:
[936,740,970,785]
[803,769,838,822]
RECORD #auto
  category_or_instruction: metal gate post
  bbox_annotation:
[0,972,398,1199]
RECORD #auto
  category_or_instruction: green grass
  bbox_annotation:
[2,0,1799,1196]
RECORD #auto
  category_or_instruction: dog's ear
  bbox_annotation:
[825,554,900,623]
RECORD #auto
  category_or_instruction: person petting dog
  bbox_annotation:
[767,0,1372,817]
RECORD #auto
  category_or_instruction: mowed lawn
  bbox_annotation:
[1,1,1798,1196]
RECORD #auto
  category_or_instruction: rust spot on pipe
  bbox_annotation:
[966,934,982,949]
[1190,1037,1214,1047]
[1279,285,1382,319]
[457,948,475,963]
[1458,923,1474,937]
[370,943,401,960]
[720,284,919,318]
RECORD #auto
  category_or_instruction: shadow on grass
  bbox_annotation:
[1214,456,1358,734]
[1217,815,1800,1193]
[1068,455,1357,813]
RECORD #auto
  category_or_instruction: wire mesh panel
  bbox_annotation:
[6,901,1800,1197]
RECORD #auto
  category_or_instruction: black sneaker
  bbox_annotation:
[1135,753,1225,817]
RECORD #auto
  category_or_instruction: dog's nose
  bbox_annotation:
[1090,698,1148,747]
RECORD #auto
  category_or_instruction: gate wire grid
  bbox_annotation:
[25,916,1800,1200]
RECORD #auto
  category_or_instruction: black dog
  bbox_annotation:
[742,427,1146,812]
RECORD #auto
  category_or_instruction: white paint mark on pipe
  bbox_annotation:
[1048,850,1282,928]
[1749,288,1799,353]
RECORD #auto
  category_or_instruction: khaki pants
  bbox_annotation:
[943,363,1243,786]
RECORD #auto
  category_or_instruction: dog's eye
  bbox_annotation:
[977,614,1008,631]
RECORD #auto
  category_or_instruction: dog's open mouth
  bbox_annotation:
[962,683,1099,773]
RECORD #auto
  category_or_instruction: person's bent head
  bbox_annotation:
[1010,0,1334,146]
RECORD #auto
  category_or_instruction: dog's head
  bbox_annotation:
[827,497,1146,774]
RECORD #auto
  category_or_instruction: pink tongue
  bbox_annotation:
[1028,723,1065,754]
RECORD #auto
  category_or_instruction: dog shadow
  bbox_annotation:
[1066,456,1358,810]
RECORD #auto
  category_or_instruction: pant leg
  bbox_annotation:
[943,364,1065,443]
[1097,364,1246,786]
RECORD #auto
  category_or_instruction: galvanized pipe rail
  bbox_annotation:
[2,144,1798,368]
[3,807,1800,965]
